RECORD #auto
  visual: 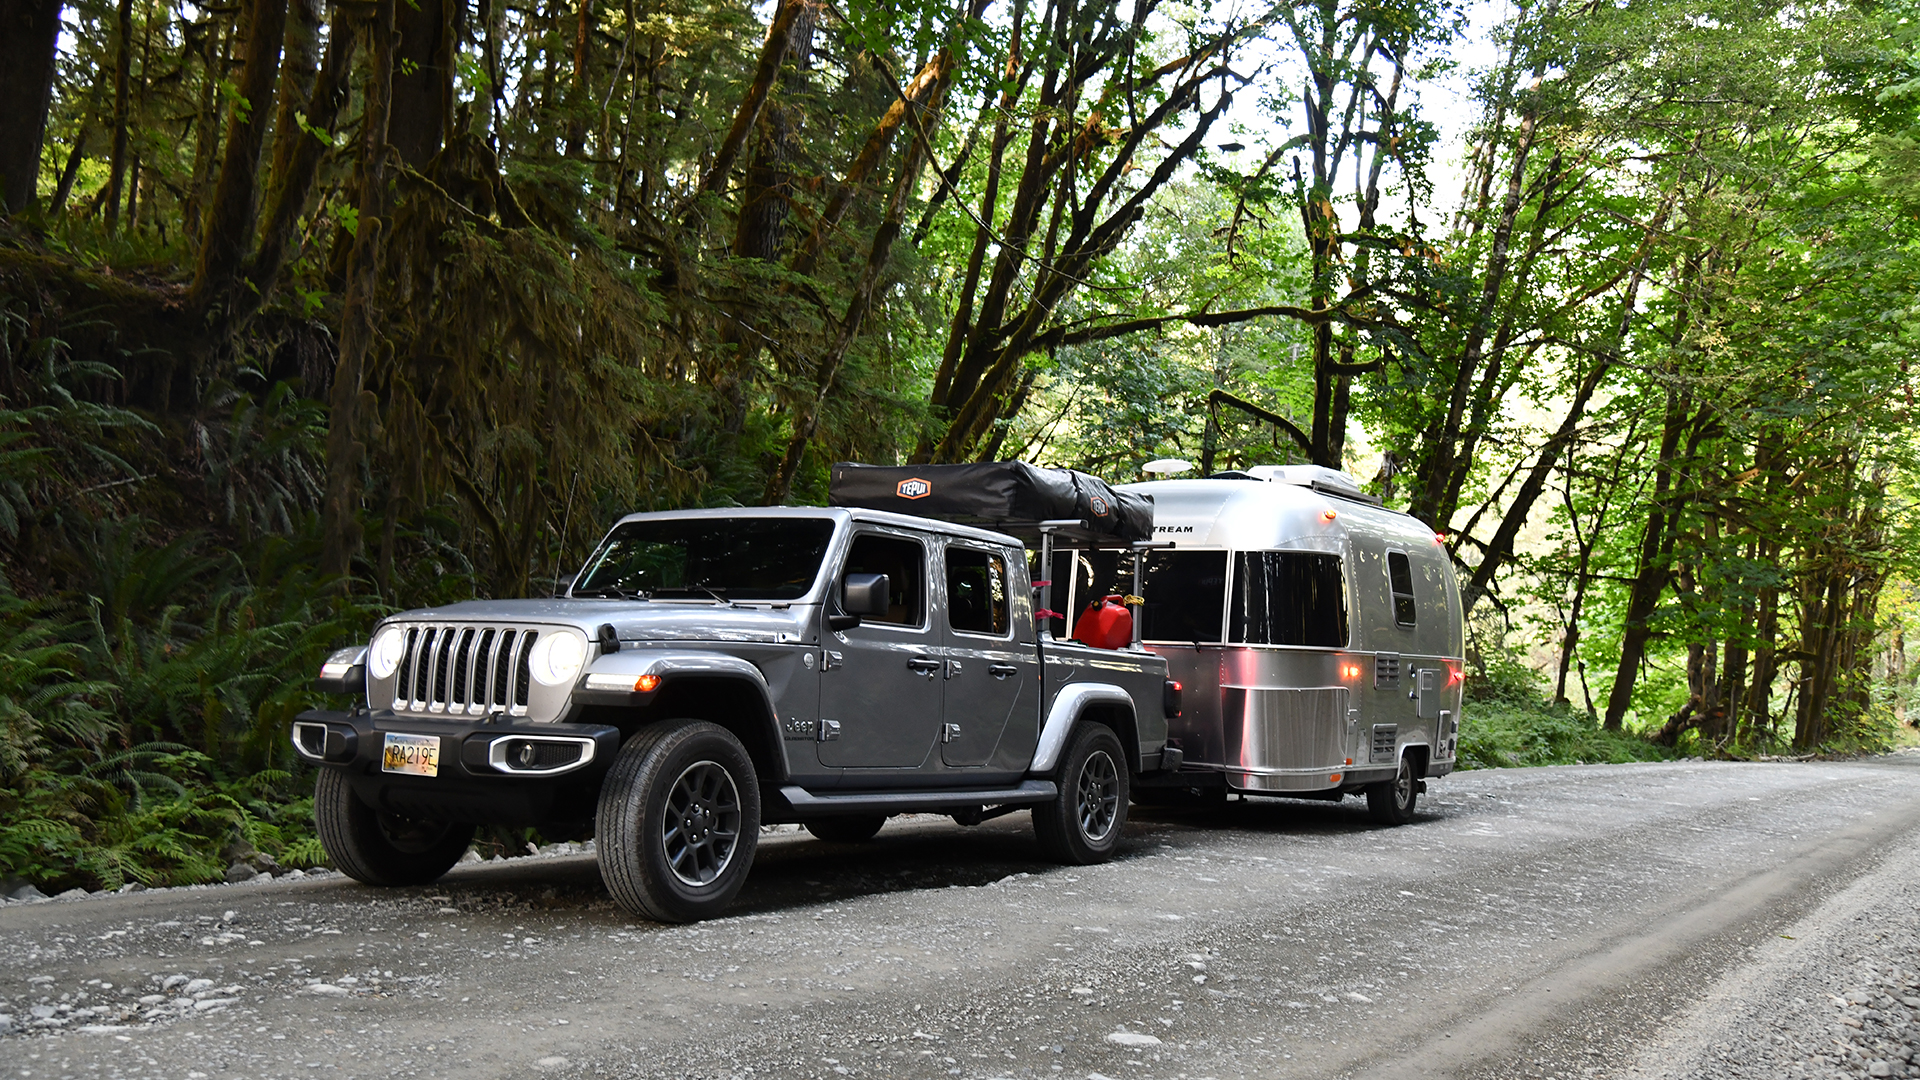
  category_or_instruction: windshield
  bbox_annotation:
[571,517,836,601]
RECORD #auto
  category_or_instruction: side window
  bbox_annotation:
[1139,551,1228,644]
[946,547,1009,636]
[845,534,925,626]
[1387,551,1416,627]
[1229,551,1348,647]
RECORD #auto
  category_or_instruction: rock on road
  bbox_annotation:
[5,755,1920,1080]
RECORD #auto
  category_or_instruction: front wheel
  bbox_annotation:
[596,721,760,922]
[313,768,474,886]
[1366,754,1420,825]
[1033,724,1129,864]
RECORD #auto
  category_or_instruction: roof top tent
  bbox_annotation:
[1082,465,1465,821]
[827,461,1162,648]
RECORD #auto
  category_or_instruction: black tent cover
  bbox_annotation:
[828,461,1153,544]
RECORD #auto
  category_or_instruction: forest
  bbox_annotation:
[0,0,1917,891]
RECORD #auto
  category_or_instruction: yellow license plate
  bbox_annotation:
[381,733,440,777]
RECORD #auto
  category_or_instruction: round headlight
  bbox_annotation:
[368,626,407,680]
[529,631,586,686]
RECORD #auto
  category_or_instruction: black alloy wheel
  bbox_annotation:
[313,768,475,886]
[597,721,761,922]
[1366,754,1420,825]
[1033,723,1129,864]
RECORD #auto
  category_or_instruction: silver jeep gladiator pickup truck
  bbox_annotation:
[293,505,1178,922]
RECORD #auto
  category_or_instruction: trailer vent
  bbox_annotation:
[1374,652,1400,688]
[1370,724,1398,764]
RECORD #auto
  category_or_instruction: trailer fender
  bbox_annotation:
[1398,741,1432,780]
[1030,683,1135,775]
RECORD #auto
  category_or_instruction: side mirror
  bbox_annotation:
[830,572,889,630]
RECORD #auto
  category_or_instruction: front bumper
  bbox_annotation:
[291,709,621,826]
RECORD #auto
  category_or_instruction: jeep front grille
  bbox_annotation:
[391,624,540,716]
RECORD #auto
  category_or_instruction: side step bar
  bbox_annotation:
[776,780,1057,818]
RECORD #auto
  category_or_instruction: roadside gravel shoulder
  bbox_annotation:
[1616,820,1920,1080]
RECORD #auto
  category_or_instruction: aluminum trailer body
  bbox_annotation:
[1048,466,1464,801]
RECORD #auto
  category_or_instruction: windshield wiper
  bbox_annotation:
[575,585,648,601]
[652,581,739,607]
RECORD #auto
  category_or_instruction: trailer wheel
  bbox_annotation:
[1034,724,1129,864]
[313,768,474,886]
[804,816,886,843]
[596,721,760,923]
[1366,755,1420,825]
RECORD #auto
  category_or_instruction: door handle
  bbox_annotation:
[907,657,941,675]
[989,663,1019,679]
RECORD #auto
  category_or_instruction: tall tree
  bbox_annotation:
[190,0,292,324]
[0,0,63,215]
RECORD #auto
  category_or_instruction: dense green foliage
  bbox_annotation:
[0,0,1916,889]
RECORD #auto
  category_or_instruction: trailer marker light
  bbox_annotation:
[1339,662,1362,679]
[1329,773,1344,783]
[1448,669,1463,685]
[1323,509,1338,521]
[1435,533,1448,543]
[635,674,661,692]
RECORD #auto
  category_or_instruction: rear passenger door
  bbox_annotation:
[938,542,1035,768]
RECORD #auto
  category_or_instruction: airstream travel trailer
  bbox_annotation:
[1048,465,1465,823]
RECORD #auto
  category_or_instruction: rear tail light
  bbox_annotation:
[1163,679,1183,718]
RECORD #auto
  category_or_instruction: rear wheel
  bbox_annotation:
[1033,724,1129,864]
[804,816,886,843]
[1366,754,1420,825]
[596,721,760,922]
[313,768,474,887]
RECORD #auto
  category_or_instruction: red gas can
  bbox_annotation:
[1071,594,1134,650]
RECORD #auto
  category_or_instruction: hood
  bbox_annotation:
[383,596,819,646]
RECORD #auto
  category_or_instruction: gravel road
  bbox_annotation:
[4,753,1920,1080]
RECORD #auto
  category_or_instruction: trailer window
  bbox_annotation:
[946,547,1010,636]
[1387,551,1416,627]
[1139,551,1227,644]
[1229,552,1348,648]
